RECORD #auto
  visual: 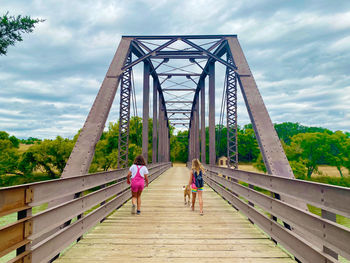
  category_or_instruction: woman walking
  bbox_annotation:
[127,155,149,215]
[188,158,205,215]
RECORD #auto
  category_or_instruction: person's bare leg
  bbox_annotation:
[131,191,137,214]
[198,191,203,214]
[191,192,196,211]
[137,190,143,211]
[132,191,137,205]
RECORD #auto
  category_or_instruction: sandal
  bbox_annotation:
[200,211,204,216]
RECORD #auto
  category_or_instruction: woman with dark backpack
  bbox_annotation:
[188,158,205,215]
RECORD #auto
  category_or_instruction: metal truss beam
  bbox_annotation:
[156,51,204,56]
[200,79,206,163]
[167,109,191,112]
[168,118,190,121]
[172,123,189,125]
[208,61,216,165]
[151,55,208,59]
[152,78,158,163]
[158,73,201,77]
[122,38,177,71]
[124,35,237,39]
[181,38,237,71]
[225,52,238,169]
[117,53,132,168]
[142,62,150,162]
[162,88,196,91]
[166,101,193,103]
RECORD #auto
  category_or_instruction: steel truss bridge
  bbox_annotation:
[1,35,349,263]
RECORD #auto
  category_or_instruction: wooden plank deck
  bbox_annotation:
[56,165,295,263]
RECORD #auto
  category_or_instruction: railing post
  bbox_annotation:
[16,206,32,260]
[321,209,338,260]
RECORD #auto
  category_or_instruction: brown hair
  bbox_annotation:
[134,155,146,165]
[191,158,204,173]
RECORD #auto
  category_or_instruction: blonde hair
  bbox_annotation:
[191,158,204,173]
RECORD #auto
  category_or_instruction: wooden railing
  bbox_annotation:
[201,164,350,263]
[0,162,171,263]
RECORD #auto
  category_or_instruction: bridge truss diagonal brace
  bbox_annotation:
[117,53,132,168]
[225,52,238,169]
[226,37,306,210]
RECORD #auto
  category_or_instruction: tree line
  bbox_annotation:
[1,120,349,185]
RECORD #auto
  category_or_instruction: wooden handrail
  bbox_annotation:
[0,162,171,263]
[204,165,350,262]
[206,165,350,218]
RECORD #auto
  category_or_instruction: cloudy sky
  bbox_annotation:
[1,0,350,139]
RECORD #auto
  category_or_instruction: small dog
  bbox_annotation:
[183,185,191,206]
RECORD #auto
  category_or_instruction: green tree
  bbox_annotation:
[344,139,350,173]
[0,139,20,175]
[0,12,44,55]
[19,136,73,178]
[0,131,20,148]
[238,127,260,162]
[274,122,332,145]
[20,137,41,145]
[216,124,228,158]
[288,133,328,178]
[324,131,348,177]
[91,140,118,171]
[253,154,266,173]
[170,130,188,163]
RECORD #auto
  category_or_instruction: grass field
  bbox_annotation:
[18,143,33,153]
[238,163,350,178]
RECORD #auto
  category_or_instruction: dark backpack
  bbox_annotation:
[193,170,204,188]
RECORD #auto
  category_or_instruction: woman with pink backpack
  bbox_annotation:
[127,155,149,215]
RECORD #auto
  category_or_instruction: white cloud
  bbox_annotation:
[328,36,350,52]
[1,0,350,138]
[34,21,73,46]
